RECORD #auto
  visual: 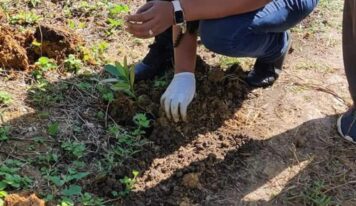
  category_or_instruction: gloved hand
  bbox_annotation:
[160,72,196,122]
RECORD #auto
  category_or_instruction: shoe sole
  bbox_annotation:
[337,115,356,144]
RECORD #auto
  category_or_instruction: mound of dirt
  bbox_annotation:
[0,26,32,70]
[34,24,83,61]
[5,193,45,206]
[0,24,83,70]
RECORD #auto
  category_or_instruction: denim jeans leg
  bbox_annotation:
[200,0,318,63]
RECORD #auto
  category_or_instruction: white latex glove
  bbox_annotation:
[160,72,196,122]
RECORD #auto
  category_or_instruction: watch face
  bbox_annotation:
[175,11,184,24]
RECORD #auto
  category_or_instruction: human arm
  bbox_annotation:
[160,27,198,122]
[125,0,271,38]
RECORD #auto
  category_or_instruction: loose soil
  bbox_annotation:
[1,0,355,206]
[0,22,82,71]
[5,193,45,206]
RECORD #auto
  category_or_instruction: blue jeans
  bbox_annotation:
[199,0,318,63]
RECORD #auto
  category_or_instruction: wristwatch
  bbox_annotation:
[172,0,187,33]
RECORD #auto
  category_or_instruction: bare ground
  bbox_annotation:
[0,0,354,205]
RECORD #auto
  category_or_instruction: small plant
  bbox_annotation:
[303,181,333,206]
[47,168,89,187]
[9,11,41,25]
[47,122,59,137]
[64,55,83,73]
[153,79,168,88]
[61,140,86,159]
[0,190,7,205]
[0,159,32,191]
[33,57,57,80]
[0,91,12,106]
[103,57,136,98]
[108,4,129,17]
[133,113,150,135]
[120,170,139,196]
[81,193,105,206]
[106,18,124,35]
[0,126,10,142]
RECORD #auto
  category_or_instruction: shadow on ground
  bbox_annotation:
[124,115,356,206]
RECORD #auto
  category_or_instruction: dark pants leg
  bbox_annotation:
[200,0,318,63]
[343,0,356,104]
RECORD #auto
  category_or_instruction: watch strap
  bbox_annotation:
[172,0,183,12]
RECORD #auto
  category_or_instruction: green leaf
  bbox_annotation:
[132,170,139,177]
[0,198,4,206]
[129,67,135,90]
[114,62,128,80]
[104,64,119,77]
[69,172,89,181]
[111,82,130,91]
[48,122,59,137]
[62,185,82,196]
[0,191,7,198]
[0,182,6,191]
[48,176,64,186]
[60,197,74,206]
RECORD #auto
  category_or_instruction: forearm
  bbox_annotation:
[173,27,197,74]
[181,0,271,21]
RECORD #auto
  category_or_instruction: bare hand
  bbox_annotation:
[125,1,175,39]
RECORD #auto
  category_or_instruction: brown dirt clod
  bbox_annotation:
[34,24,83,61]
[5,194,45,206]
[182,173,202,189]
[0,26,30,70]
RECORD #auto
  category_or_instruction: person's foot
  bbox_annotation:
[337,108,356,143]
[134,33,173,81]
[246,32,291,87]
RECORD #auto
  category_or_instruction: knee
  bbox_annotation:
[297,0,319,17]
[200,19,246,56]
[199,20,225,54]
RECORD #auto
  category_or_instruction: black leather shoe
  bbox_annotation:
[135,28,173,81]
[246,32,291,87]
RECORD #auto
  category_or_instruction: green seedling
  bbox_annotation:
[153,79,168,88]
[0,91,12,106]
[108,4,129,17]
[103,57,136,98]
[0,190,6,206]
[303,181,333,206]
[0,159,32,190]
[28,80,66,107]
[0,126,10,142]
[33,57,57,80]
[133,113,150,135]
[48,168,88,187]
[47,122,59,137]
[96,84,114,103]
[120,170,139,196]
[81,193,105,206]
[64,55,83,73]
[61,140,86,159]
[10,11,41,25]
[107,18,123,30]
